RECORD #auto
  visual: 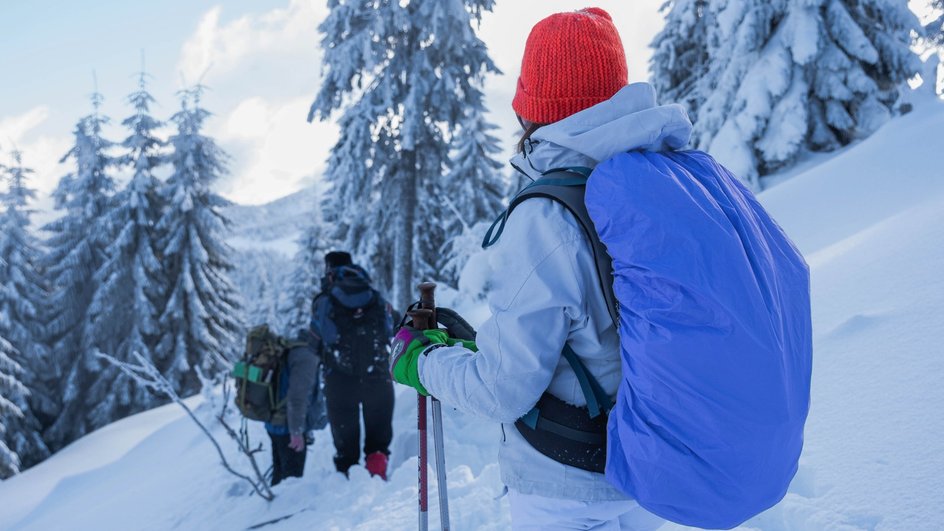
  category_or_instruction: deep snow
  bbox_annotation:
[1,97,942,531]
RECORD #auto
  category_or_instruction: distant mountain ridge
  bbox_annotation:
[225,185,318,255]
[225,185,320,331]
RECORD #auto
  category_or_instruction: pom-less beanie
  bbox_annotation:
[512,7,628,124]
[325,251,353,269]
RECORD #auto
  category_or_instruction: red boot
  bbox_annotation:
[365,451,388,480]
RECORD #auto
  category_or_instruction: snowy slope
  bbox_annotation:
[0,386,507,531]
[741,95,944,530]
[2,98,942,531]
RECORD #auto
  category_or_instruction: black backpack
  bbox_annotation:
[312,266,394,378]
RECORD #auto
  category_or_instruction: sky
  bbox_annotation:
[0,0,665,209]
[0,0,938,210]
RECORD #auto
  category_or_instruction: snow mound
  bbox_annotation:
[1,98,942,530]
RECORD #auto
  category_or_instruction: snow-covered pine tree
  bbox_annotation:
[313,107,384,288]
[440,104,505,285]
[0,150,52,472]
[278,221,327,337]
[925,0,944,95]
[42,92,117,449]
[310,0,499,309]
[928,0,943,46]
[81,70,167,429]
[232,248,287,329]
[0,335,27,478]
[156,86,243,396]
[650,0,712,119]
[652,0,922,188]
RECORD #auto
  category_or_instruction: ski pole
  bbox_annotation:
[430,400,450,530]
[417,283,450,531]
[410,307,434,531]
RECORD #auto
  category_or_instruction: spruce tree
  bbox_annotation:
[310,0,499,309]
[314,107,381,285]
[82,71,167,428]
[650,0,712,119]
[652,0,922,188]
[233,248,285,329]
[0,150,51,471]
[929,0,943,46]
[926,1,943,96]
[156,86,243,396]
[42,93,116,449]
[440,105,505,285]
[278,221,327,336]
[0,336,27,478]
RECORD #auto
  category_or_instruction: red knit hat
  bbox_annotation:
[512,7,628,124]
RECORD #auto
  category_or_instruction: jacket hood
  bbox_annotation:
[510,83,693,181]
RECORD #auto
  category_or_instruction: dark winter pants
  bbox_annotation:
[323,370,395,474]
[268,432,306,486]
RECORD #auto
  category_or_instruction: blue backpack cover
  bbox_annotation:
[586,150,812,529]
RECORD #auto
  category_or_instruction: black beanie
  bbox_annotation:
[325,251,353,269]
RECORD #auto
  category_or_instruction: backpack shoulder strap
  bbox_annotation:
[484,168,619,329]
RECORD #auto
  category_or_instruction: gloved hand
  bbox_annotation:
[289,433,305,452]
[390,327,449,395]
[399,307,478,349]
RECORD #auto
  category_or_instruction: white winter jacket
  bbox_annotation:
[419,83,692,501]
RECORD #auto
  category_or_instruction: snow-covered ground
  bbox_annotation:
[2,97,942,530]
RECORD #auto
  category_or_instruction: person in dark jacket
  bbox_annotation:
[311,251,398,479]
[264,329,322,486]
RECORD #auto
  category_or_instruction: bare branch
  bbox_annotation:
[216,375,273,499]
[97,351,275,501]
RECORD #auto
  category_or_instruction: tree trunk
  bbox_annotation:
[393,149,417,311]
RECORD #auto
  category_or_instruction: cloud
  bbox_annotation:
[177,0,326,85]
[175,0,332,205]
[0,106,72,198]
[0,106,51,141]
[211,95,336,205]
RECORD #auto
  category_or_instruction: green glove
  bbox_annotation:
[390,327,450,396]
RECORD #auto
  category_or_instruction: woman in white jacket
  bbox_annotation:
[391,7,691,530]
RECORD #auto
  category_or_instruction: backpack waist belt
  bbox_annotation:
[514,345,613,474]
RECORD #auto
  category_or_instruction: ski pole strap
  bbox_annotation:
[562,344,612,418]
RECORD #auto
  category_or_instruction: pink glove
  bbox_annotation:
[289,434,305,452]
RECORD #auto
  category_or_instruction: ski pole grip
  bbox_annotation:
[418,282,437,326]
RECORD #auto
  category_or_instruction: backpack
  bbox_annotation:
[311,266,394,378]
[232,324,295,423]
[485,150,812,529]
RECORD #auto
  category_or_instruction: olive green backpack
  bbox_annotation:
[231,324,302,423]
